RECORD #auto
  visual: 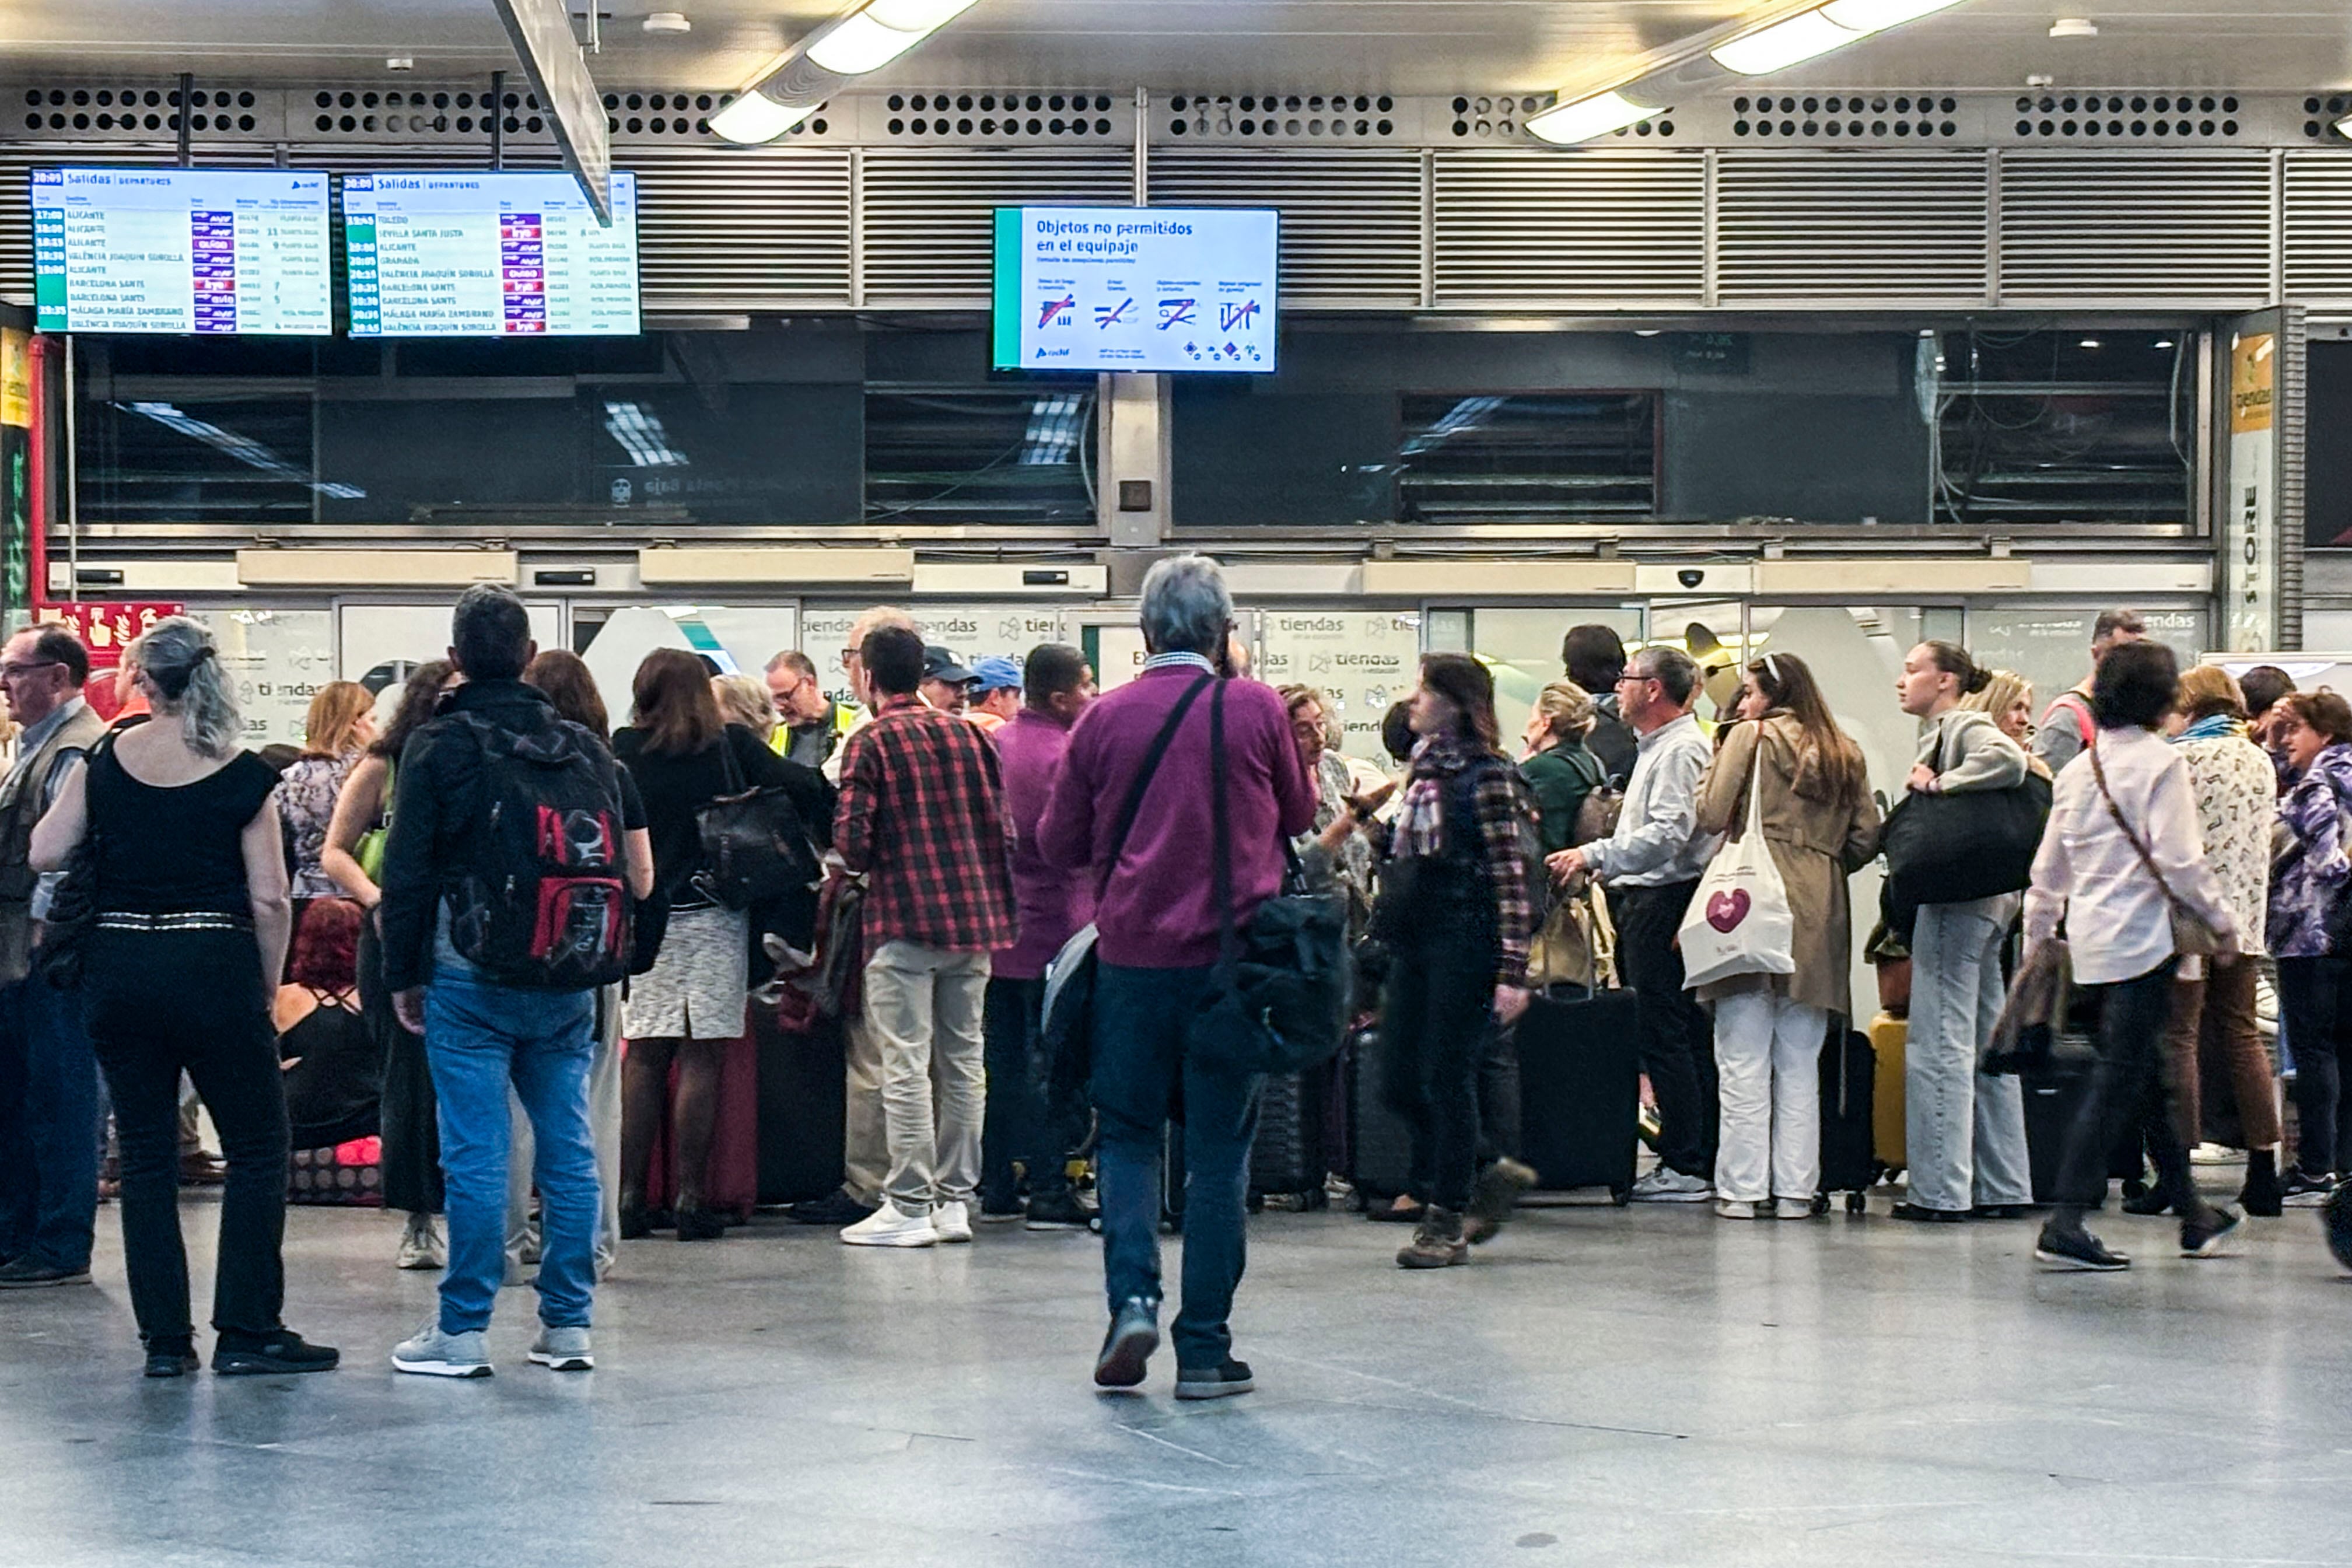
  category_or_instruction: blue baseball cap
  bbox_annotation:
[970,655,1023,695]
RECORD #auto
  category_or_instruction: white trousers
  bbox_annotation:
[1712,990,1828,1205]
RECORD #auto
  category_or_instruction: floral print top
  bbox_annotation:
[2270,741,2352,958]
[275,751,358,901]
[2171,719,2276,956]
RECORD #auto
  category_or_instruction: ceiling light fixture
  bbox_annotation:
[1526,89,1662,144]
[1713,10,1863,74]
[718,0,982,143]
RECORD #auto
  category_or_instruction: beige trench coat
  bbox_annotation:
[1692,713,1882,1018]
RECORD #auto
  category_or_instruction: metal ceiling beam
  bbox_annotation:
[488,0,612,219]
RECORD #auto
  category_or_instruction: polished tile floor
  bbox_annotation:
[2,1177,2346,1568]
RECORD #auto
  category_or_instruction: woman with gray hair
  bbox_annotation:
[32,616,338,1379]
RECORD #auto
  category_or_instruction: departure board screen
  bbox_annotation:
[344,170,640,337]
[32,167,332,335]
[992,205,1278,373]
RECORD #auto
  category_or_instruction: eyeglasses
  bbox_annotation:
[0,660,62,680]
[1615,674,1657,688]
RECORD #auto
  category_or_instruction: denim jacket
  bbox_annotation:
[2270,741,2352,958]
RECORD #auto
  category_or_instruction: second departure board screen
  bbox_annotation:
[344,170,640,337]
[32,167,332,335]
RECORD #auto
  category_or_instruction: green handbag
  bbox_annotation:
[354,761,391,884]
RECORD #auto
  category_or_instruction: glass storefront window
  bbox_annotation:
[1395,393,1656,524]
[82,397,319,523]
[864,386,1097,526]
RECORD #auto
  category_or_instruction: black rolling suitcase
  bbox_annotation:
[754,1004,848,1206]
[1249,1066,1330,1210]
[1817,1024,1877,1213]
[2023,1040,2099,1204]
[1516,984,1641,1202]
[1345,1022,1418,1202]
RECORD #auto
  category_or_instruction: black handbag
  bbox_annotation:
[41,730,120,992]
[1880,726,2050,932]
[693,733,822,912]
[1184,680,1350,1077]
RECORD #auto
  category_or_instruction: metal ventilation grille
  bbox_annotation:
[1716,152,1987,300]
[1432,150,1703,305]
[1146,149,1421,306]
[1999,152,2273,300]
[858,148,1130,303]
[629,146,850,307]
[2283,154,2352,299]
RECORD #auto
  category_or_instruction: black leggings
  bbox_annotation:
[1379,925,1496,1214]
[85,928,288,1351]
[2053,959,2194,1214]
[2275,956,2352,1175]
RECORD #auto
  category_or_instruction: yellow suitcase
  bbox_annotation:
[1870,1012,1907,1174]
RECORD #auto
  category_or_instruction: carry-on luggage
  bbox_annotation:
[1515,983,1641,1202]
[1345,1021,1418,1202]
[1869,1011,1908,1176]
[1250,1066,1330,1210]
[1817,1025,1877,1213]
[754,1005,847,1207]
[2022,1041,2098,1204]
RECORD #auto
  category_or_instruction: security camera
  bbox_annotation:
[1677,568,1705,589]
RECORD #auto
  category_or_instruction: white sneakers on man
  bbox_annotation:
[841,1200,939,1248]
[932,1200,974,1244]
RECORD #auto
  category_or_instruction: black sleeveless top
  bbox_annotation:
[88,745,280,916]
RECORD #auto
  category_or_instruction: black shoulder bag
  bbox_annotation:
[694,732,823,912]
[1041,673,1214,1105]
[1182,680,1351,1077]
[1879,722,2051,935]
[43,729,122,991]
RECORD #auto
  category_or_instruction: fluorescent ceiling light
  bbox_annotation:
[1712,10,1863,74]
[866,0,980,27]
[1819,0,1965,32]
[808,11,928,74]
[1526,89,1661,144]
[710,91,817,143]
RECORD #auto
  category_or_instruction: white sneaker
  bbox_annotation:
[1774,1197,1821,1220]
[841,1200,939,1248]
[391,1321,491,1378]
[396,1214,445,1272]
[932,1200,974,1244]
[1630,1168,1713,1203]
[2190,1142,2233,1167]
[1714,1198,1766,1219]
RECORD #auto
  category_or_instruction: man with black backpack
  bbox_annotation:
[380,585,636,1378]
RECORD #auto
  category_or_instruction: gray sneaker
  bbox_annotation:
[528,1325,594,1371]
[391,1322,492,1378]
[1629,1167,1713,1203]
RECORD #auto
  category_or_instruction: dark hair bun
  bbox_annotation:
[1962,664,1991,695]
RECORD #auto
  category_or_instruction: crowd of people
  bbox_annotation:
[0,572,2340,1394]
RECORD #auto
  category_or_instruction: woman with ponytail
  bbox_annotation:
[1889,640,2036,1224]
[31,617,338,1379]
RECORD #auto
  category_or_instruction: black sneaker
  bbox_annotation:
[788,1191,878,1227]
[2121,1185,2180,1217]
[1093,1297,1159,1391]
[1024,1192,1091,1232]
[2035,1223,2130,1272]
[1889,1202,1968,1224]
[1970,1204,2035,1221]
[2281,1168,2337,1208]
[0,1258,92,1288]
[1174,1359,1255,1401]
[2180,1205,2242,1258]
[213,1329,341,1376]
[144,1345,200,1379]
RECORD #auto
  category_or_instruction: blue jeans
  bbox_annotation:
[981,976,1075,1209]
[424,970,597,1335]
[1091,961,1261,1370]
[0,975,101,1271]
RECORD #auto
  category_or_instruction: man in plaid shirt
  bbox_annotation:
[831,625,1016,1248]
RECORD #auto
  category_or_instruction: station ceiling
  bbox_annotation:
[4,0,2346,99]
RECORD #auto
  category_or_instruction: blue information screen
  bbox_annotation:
[32,167,331,335]
[344,170,640,337]
[992,206,1278,373]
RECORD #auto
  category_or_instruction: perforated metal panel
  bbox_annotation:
[1715,151,1989,302]
[1999,151,2274,302]
[1432,149,1704,307]
[1146,149,1422,306]
[2283,153,2352,301]
[856,148,1132,305]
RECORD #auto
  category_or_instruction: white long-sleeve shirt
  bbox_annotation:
[1586,711,1718,888]
[2023,725,2238,985]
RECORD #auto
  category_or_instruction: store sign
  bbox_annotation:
[1256,610,1421,762]
[800,604,1068,709]
[34,601,180,721]
[206,607,335,749]
[2222,328,2281,653]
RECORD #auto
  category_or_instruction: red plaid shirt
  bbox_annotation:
[834,696,1017,953]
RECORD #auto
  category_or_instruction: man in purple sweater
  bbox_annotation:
[980,643,1097,1230]
[1040,555,1316,1401]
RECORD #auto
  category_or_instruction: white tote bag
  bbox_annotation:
[1675,734,1796,990]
